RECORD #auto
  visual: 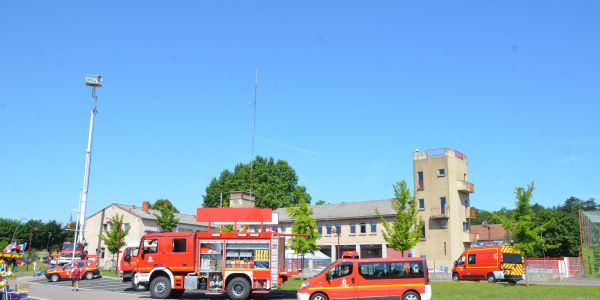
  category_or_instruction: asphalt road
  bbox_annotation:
[18,276,297,300]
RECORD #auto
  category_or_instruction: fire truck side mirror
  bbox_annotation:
[124,254,131,262]
[325,272,331,281]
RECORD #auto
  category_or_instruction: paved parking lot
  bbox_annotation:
[24,276,296,300]
[28,276,140,295]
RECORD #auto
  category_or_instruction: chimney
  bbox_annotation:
[229,191,256,208]
[142,201,151,213]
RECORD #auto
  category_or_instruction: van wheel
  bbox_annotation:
[50,274,59,282]
[226,277,251,300]
[452,273,460,281]
[150,276,172,299]
[310,292,328,300]
[402,291,420,300]
[487,273,496,283]
[85,272,94,280]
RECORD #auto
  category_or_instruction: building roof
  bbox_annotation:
[470,224,508,241]
[275,199,396,223]
[582,210,600,223]
[88,203,208,227]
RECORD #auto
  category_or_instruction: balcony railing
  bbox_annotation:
[457,180,475,193]
[430,207,449,218]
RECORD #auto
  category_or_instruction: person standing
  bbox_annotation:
[71,263,81,291]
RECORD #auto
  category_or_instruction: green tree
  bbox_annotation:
[287,197,319,276]
[100,214,130,265]
[499,182,557,257]
[151,199,179,213]
[203,156,311,209]
[376,180,424,256]
[154,206,179,232]
[315,200,326,205]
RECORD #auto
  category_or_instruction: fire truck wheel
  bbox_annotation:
[50,274,59,282]
[85,272,94,280]
[150,276,172,299]
[310,292,328,300]
[226,277,251,300]
[452,273,460,281]
[402,291,420,300]
[487,273,496,283]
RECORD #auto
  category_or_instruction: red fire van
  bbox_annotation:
[297,257,431,300]
[451,245,524,283]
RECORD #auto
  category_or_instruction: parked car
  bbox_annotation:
[297,257,431,300]
[46,260,100,282]
[451,245,524,283]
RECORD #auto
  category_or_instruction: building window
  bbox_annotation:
[350,223,356,234]
[421,224,426,240]
[370,222,377,234]
[440,219,448,229]
[438,168,445,177]
[418,199,425,210]
[417,171,424,190]
[318,225,323,235]
[102,224,108,231]
[335,224,341,235]
[440,197,447,215]
[360,223,367,234]
[326,224,332,235]
[123,223,131,231]
[172,239,186,252]
[463,222,470,232]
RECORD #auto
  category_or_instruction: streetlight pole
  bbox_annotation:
[77,75,102,243]
[26,227,38,271]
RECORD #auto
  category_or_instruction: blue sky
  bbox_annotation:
[1,1,599,222]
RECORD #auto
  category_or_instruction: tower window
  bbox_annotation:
[418,199,425,210]
[438,169,445,177]
[417,171,424,190]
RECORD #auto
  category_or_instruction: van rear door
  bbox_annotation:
[389,260,426,298]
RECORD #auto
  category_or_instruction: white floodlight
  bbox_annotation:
[85,74,103,87]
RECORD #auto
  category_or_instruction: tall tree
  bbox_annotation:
[499,182,557,257]
[376,180,424,256]
[151,199,179,213]
[203,156,311,209]
[100,214,130,265]
[154,206,179,232]
[287,197,319,276]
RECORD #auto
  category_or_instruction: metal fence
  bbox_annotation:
[580,210,600,277]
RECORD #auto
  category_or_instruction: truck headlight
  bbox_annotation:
[300,281,310,289]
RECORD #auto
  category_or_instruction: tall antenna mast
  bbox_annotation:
[249,69,258,195]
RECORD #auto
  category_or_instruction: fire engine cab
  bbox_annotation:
[132,206,287,299]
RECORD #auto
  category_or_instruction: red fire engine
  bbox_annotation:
[131,207,288,299]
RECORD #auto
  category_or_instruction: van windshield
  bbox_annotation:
[313,261,335,277]
[503,253,523,264]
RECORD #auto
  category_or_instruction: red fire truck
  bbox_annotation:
[56,242,86,264]
[131,207,287,299]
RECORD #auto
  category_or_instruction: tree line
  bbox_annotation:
[0,218,74,253]
[471,189,597,257]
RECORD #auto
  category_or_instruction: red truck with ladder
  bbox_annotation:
[131,207,288,299]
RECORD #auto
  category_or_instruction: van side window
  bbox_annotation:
[389,261,424,279]
[329,262,353,279]
[468,254,476,264]
[359,262,388,279]
[173,239,186,252]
